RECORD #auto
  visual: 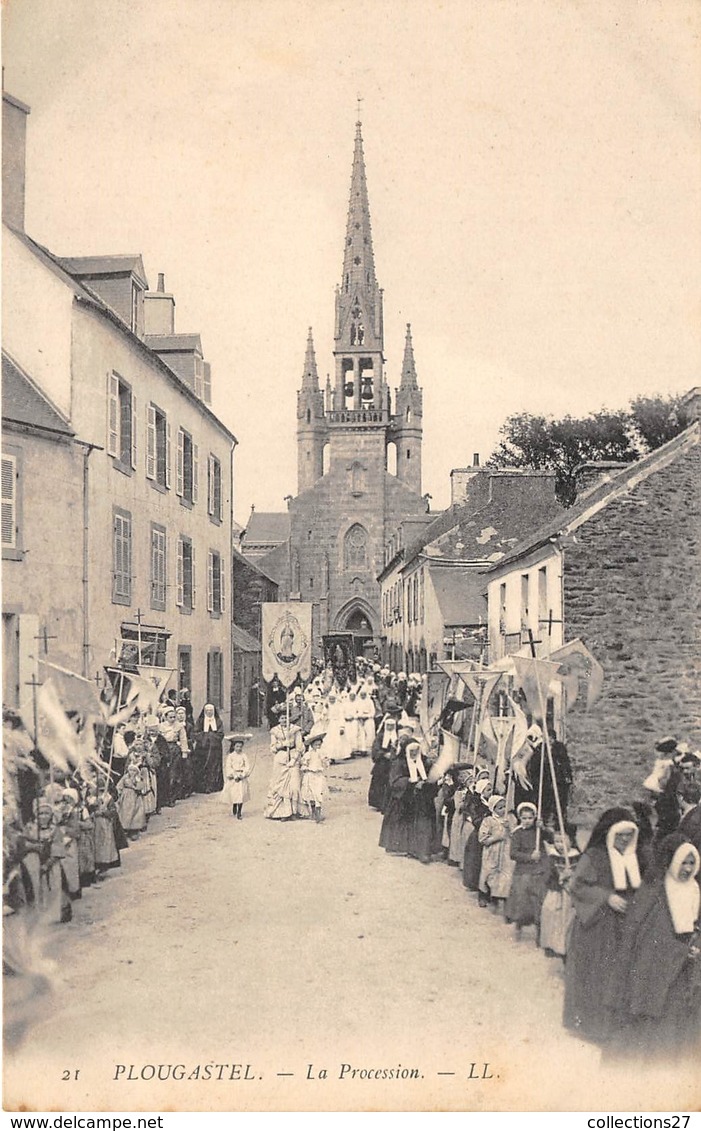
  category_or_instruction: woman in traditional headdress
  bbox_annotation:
[478,794,517,912]
[563,807,642,1043]
[222,734,252,820]
[462,778,493,901]
[606,833,701,1060]
[505,801,546,936]
[194,704,225,794]
[368,715,398,812]
[405,741,439,865]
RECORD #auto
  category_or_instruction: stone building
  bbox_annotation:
[230,548,280,727]
[379,462,561,672]
[2,90,236,723]
[243,121,431,656]
[485,395,701,815]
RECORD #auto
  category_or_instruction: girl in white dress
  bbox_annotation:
[223,735,252,820]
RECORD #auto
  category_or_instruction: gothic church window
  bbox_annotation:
[344,523,368,571]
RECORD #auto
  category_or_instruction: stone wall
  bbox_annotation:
[563,439,701,822]
[232,553,278,641]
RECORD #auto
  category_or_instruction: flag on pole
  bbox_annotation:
[548,639,604,709]
[261,603,313,688]
[511,656,562,721]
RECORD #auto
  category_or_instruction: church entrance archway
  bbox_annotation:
[334,599,378,659]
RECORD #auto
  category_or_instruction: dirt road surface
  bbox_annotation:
[4,732,697,1111]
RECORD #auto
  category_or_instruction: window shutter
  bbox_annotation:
[192,443,199,504]
[207,551,214,612]
[130,393,137,470]
[165,422,172,489]
[125,515,132,596]
[191,545,196,608]
[175,538,184,606]
[107,373,119,457]
[207,456,214,515]
[220,556,226,612]
[176,429,184,497]
[146,405,156,480]
[218,462,224,521]
[2,455,17,549]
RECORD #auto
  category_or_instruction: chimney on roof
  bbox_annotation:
[682,386,701,424]
[450,462,489,507]
[144,273,175,336]
[2,91,30,232]
[573,461,629,500]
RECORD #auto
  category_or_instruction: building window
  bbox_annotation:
[520,574,529,632]
[146,404,171,488]
[151,524,167,610]
[413,576,419,623]
[107,372,136,470]
[349,461,366,496]
[176,428,199,504]
[2,451,19,557]
[499,582,507,635]
[194,357,204,401]
[538,566,548,626]
[344,523,368,571]
[131,282,141,334]
[207,454,223,522]
[207,648,223,711]
[203,362,212,406]
[176,535,196,610]
[112,507,132,605]
[420,569,425,623]
[207,550,225,615]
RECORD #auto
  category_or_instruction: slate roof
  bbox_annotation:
[232,624,261,653]
[243,511,291,545]
[488,422,701,575]
[426,488,564,564]
[144,334,202,353]
[58,254,149,288]
[2,352,73,436]
[254,542,290,586]
[429,566,487,627]
[232,545,280,587]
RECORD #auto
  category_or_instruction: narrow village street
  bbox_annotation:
[5,732,694,1113]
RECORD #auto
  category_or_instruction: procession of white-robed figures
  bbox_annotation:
[257,603,701,1064]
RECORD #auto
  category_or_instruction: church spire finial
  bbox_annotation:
[301,326,319,388]
[400,322,418,387]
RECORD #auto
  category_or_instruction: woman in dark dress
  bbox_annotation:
[462,780,493,902]
[368,716,398,812]
[606,832,701,1060]
[563,807,642,1044]
[194,704,225,794]
[379,742,412,855]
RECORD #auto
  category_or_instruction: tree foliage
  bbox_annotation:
[487,393,688,505]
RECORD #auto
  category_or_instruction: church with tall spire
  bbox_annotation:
[247,116,430,655]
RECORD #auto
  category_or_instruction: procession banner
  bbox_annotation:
[262,602,313,688]
[321,631,357,684]
[419,670,448,735]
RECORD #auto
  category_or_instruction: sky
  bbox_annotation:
[3,0,700,522]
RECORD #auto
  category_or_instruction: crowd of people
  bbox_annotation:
[263,658,701,1061]
[3,688,234,926]
[4,656,700,1062]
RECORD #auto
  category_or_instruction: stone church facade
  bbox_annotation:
[249,121,431,655]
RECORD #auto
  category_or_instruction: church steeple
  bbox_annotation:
[341,121,377,299]
[393,323,423,495]
[334,117,385,414]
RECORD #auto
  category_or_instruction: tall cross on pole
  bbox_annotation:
[34,625,58,656]
[135,607,144,665]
